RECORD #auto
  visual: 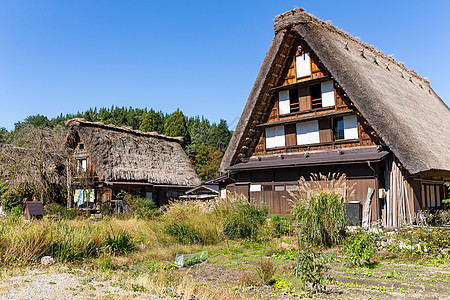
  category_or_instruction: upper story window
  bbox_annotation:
[279,80,335,115]
[264,114,360,150]
[265,125,285,148]
[77,159,87,173]
[334,115,358,140]
[279,90,290,115]
[321,81,335,107]
[296,53,311,78]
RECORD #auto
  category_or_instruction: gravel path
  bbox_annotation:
[0,270,162,299]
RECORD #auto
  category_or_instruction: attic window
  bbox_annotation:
[310,84,322,109]
[77,159,87,173]
[278,90,290,115]
[296,52,311,78]
[79,143,84,150]
[321,80,335,107]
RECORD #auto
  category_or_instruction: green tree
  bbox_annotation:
[140,109,164,133]
[0,182,20,212]
[209,119,232,153]
[164,109,189,147]
[0,127,9,143]
[193,144,223,181]
[187,117,211,159]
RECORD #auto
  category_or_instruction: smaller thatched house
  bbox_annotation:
[66,119,201,208]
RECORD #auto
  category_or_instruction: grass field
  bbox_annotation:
[0,200,449,299]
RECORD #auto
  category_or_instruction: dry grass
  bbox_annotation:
[288,172,355,203]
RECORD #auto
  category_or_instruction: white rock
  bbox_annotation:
[40,256,54,266]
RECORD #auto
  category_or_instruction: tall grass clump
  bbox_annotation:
[290,173,349,247]
[216,196,269,240]
[162,201,222,245]
[0,217,141,265]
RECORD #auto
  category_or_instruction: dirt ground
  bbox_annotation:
[186,253,450,299]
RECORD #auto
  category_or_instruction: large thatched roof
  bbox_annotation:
[66,119,201,186]
[221,9,450,176]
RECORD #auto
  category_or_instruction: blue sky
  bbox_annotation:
[0,0,449,130]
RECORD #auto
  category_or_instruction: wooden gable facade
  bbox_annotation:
[220,9,450,227]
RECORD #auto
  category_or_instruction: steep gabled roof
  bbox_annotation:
[24,201,45,216]
[221,9,450,175]
[66,118,201,186]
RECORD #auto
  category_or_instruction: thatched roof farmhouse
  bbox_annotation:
[66,118,200,208]
[219,9,449,227]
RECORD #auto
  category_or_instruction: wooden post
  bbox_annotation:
[362,187,375,228]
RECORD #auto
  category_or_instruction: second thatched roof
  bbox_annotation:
[66,119,201,187]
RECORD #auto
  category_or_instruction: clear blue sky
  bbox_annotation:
[0,0,449,130]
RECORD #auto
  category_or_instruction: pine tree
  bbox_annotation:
[210,119,232,153]
[164,109,190,147]
[193,144,223,181]
[140,109,164,133]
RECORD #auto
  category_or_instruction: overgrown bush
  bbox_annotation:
[256,258,277,285]
[0,183,21,213]
[44,203,66,217]
[342,231,377,267]
[104,231,135,254]
[165,223,202,244]
[291,192,347,247]
[218,198,269,240]
[129,197,160,219]
[162,201,221,245]
[294,245,328,293]
[269,215,291,237]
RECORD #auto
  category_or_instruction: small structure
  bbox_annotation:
[181,183,219,200]
[23,201,45,220]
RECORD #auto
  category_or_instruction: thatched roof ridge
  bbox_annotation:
[66,118,201,186]
[273,9,428,85]
[221,9,450,175]
[66,118,183,142]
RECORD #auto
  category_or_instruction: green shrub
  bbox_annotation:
[294,245,328,293]
[104,231,135,254]
[269,215,291,237]
[162,201,222,244]
[11,205,22,217]
[44,203,66,217]
[129,197,160,219]
[63,208,80,220]
[220,199,269,240]
[291,192,347,247]
[0,183,21,212]
[342,231,377,267]
[165,223,202,244]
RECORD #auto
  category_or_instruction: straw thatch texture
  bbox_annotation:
[221,9,450,175]
[66,119,201,186]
